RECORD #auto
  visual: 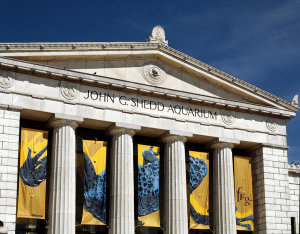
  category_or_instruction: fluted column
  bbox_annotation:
[108,123,140,234]
[48,114,82,234]
[162,131,191,234]
[210,139,239,234]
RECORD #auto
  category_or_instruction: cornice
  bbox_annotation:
[159,44,298,113]
[289,163,300,174]
[0,42,156,51]
[0,42,298,113]
[0,56,296,119]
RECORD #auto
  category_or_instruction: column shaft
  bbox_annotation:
[164,136,188,234]
[109,128,135,234]
[213,144,236,234]
[48,121,78,234]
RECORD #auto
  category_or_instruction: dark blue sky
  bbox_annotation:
[1,0,299,162]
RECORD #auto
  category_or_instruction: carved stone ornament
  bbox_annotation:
[266,118,277,132]
[221,110,235,125]
[292,94,298,107]
[60,81,78,100]
[142,62,166,85]
[0,71,14,89]
[149,25,168,44]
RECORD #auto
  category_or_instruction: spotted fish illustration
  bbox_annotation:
[19,146,47,187]
[189,156,209,225]
[138,146,160,225]
[236,207,254,230]
[83,152,106,224]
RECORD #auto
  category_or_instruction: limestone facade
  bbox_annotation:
[288,164,300,233]
[0,27,298,233]
[0,107,21,234]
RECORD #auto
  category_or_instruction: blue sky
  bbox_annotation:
[1,0,299,162]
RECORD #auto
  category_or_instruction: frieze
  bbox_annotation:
[0,75,287,137]
[0,71,14,89]
[83,89,218,121]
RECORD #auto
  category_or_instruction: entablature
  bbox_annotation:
[0,57,295,120]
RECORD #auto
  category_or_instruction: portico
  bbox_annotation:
[0,26,298,234]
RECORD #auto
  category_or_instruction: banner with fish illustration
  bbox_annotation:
[137,144,160,227]
[189,151,209,229]
[17,128,48,219]
[234,156,254,231]
[81,140,107,225]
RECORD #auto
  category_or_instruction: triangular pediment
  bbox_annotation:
[0,42,298,118]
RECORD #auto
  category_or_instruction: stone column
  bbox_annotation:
[209,138,239,234]
[161,131,192,234]
[48,114,83,234]
[108,123,140,234]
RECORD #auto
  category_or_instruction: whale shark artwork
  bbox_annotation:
[137,145,160,227]
[189,152,210,229]
[83,151,107,224]
[81,140,107,225]
[19,146,47,187]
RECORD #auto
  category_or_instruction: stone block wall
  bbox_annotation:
[288,164,300,234]
[250,145,291,234]
[0,106,21,234]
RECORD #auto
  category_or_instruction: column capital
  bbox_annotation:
[47,113,83,129]
[207,137,240,149]
[107,122,141,136]
[160,130,192,143]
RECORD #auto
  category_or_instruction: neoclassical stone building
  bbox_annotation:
[0,26,299,234]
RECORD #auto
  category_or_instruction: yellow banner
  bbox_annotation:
[81,140,107,225]
[137,144,160,227]
[234,156,254,231]
[17,128,48,219]
[189,151,209,229]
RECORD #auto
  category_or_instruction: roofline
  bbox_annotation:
[0,57,296,119]
[0,41,298,113]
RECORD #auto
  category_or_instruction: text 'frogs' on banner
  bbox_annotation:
[234,156,254,231]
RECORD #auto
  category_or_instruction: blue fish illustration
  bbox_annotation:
[19,146,47,187]
[236,206,254,230]
[83,152,106,224]
[138,146,160,224]
[189,156,209,225]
